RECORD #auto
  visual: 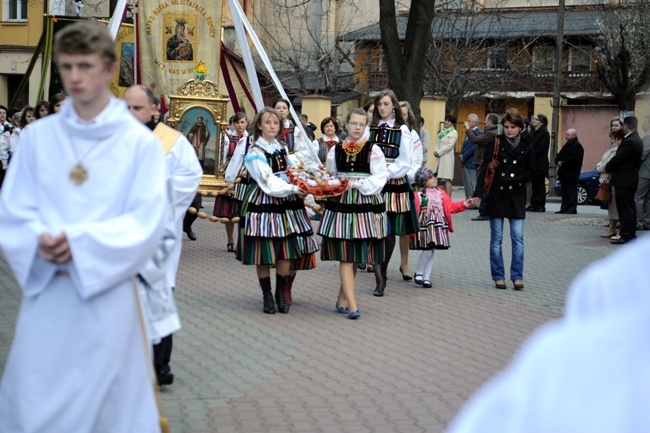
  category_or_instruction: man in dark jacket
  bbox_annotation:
[555,129,584,214]
[529,114,550,212]
[467,113,500,221]
[606,116,644,244]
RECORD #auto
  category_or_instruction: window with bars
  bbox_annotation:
[3,0,28,21]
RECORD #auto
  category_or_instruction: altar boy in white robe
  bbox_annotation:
[125,84,203,386]
[0,21,168,433]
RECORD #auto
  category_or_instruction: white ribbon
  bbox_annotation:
[107,0,128,40]
[227,0,321,165]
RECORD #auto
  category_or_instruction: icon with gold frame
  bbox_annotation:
[167,79,230,193]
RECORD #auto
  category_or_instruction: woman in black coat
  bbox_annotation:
[475,108,534,291]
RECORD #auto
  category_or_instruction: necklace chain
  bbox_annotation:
[69,137,104,186]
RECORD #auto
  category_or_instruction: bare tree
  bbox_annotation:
[378,0,436,120]
[425,5,548,117]
[592,0,650,113]
[249,0,368,96]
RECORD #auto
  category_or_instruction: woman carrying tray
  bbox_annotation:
[238,107,319,314]
[318,108,388,319]
[368,89,417,297]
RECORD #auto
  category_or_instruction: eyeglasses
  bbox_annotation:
[347,121,366,128]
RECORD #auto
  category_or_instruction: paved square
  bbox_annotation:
[1,193,635,432]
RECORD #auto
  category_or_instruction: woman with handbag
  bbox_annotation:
[596,129,624,238]
[475,108,534,291]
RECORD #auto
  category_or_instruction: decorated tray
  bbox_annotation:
[289,169,349,198]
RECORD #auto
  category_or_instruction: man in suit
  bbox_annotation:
[555,129,584,214]
[467,113,500,221]
[634,116,650,231]
[607,116,644,244]
[459,113,481,200]
[529,114,550,212]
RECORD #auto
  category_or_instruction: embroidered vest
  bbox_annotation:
[369,125,401,161]
[251,144,289,175]
[277,124,295,153]
[334,141,372,175]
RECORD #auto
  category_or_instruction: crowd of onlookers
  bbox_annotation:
[594,115,650,243]
[0,94,68,188]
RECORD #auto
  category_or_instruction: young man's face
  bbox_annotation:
[57,52,115,106]
[0,108,6,123]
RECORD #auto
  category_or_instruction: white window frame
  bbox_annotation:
[568,47,592,72]
[532,45,556,73]
[2,0,28,22]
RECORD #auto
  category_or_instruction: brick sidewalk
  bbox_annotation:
[1,194,634,433]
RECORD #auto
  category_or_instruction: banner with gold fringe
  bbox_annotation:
[137,0,222,101]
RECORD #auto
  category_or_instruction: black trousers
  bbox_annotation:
[615,185,637,240]
[560,182,577,213]
[183,193,202,231]
[153,334,173,374]
[530,175,547,210]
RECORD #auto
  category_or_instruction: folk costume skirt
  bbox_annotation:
[382,176,419,236]
[237,184,319,267]
[410,207,451,250]
[318,188,387,264]
[212,193,241,219]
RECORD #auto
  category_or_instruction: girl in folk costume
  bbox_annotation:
[272,98,322,304]
[315,117,341,163]
[214,112,248,252]
[238,108,319,314]
[368,89,417,297]
[318,109,388,319]
[398,101,424,282]
[274,98,298,154]
[410,168,477,288]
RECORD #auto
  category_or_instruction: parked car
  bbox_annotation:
[554,170,601,205]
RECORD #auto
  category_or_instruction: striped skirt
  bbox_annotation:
[318,188,387,263]
[410,207,451,250]
[212,193,241,219]
[383,177,419,236]
[237,184,319,266]
[233,177,252,202]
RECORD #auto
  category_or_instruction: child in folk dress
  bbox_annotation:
[411,167,479,288]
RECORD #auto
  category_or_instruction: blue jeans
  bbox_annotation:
[489,218,524,281]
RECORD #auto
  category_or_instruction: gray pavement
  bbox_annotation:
[1,191,642,433]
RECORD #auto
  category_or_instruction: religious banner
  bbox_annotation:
[137,0,222,100]
[110,23,135,97]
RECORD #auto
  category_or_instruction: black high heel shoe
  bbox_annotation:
[495,280,507,290]
[399,266,412,281]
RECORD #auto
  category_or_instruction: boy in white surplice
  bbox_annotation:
[0,21,168,432]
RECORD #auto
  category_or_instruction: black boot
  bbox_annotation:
[373,264,386,297]
[259,277,275,314]
[275,274,290,313]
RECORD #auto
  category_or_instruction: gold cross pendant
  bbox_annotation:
[69,163,89,185]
